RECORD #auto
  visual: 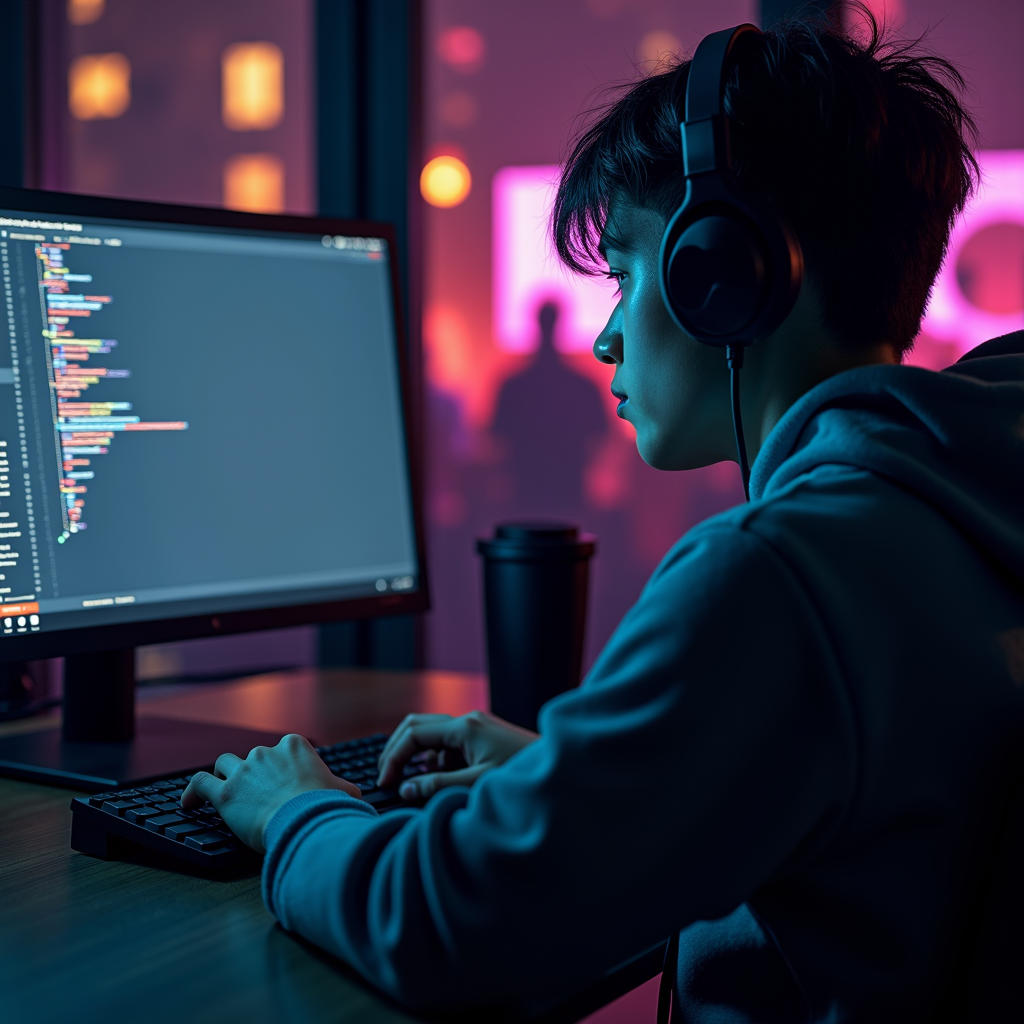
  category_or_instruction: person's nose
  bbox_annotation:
[593,299,623,365]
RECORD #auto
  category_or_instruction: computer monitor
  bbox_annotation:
[0,186,427,789]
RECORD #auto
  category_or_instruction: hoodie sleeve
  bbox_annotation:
[261,523,859,1011]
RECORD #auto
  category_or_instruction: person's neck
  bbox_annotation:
[742,296,898,463]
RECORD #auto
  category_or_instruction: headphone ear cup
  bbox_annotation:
[665,214,767,338]
[659,183,803,346]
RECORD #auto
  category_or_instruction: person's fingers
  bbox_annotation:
[377,719,459,787]
[398,765,486,802]
[376,714,423,770]
[377,714,450,773]
[213,751,244,779]
[181,770,225,809]
[277,733,316,756]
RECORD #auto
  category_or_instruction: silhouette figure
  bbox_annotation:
[492,301,607,521]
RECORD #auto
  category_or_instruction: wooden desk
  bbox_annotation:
[0,669,661,1024]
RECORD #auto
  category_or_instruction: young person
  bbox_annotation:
[184,9,1024,1020]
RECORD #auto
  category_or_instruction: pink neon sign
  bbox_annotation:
[492,165,618,353]
[921,150,1024,357]
[493,153,1024,359]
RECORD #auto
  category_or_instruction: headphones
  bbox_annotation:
[657,23,804,497]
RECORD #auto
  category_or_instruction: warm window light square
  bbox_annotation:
[222,43,284,131]
[67,0,105,25]
[223,154,285,213]
[68,53,131,120]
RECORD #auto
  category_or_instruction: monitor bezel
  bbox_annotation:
[0,185,429,661]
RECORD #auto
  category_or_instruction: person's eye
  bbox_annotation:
[604,270,625,295]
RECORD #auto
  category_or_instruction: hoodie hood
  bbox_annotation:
[751,331,1024,587]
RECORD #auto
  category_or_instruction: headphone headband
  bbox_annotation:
[684,23,760,123]
[681,24,761,177]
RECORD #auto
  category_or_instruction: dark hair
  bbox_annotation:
[552,4,979,355]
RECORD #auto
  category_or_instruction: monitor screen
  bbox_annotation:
[0,191,424,656]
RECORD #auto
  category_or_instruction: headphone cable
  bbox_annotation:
[726,345,751,501]
[657,930,680,1024]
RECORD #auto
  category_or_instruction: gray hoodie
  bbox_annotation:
[262,333,1024,1022]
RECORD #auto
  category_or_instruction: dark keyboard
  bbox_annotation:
[69,732,425,871]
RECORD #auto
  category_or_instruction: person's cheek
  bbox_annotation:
[634,294,672,420]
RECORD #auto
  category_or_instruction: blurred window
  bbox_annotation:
[41,0,312,214]
[221,42,284,131]
[68,52,131,120]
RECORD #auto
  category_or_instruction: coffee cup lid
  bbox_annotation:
[494,522,578,542]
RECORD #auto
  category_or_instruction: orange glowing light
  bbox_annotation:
[222,42,284,131]
[68,53,131,120]
[223,153,285,213]
[420,155,472,208]
[67,0,105,25]
[637,30,682,70]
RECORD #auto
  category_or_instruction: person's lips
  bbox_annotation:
[611,387,628,415]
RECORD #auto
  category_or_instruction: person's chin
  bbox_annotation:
[637,431,700,472]
[635,432,673,470]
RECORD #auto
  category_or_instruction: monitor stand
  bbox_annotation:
[0,648,285,791]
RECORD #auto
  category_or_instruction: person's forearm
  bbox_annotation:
[261,525,856,1013]
[262,787,482,1009]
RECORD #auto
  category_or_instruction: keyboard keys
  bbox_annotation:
[103,798,146,816]
[319,736,391,796]
[184,831,232,851]
[83,737,391,859]
[164,821,206,842]
[125,806,165,824]
[361,789,399,807]
[144,814,190,833]
[74,734,395,871]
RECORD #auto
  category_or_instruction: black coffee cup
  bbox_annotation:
[476,522,596,731]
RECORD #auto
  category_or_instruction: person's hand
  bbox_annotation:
[181,733,361,853]
[377,710,539,802]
